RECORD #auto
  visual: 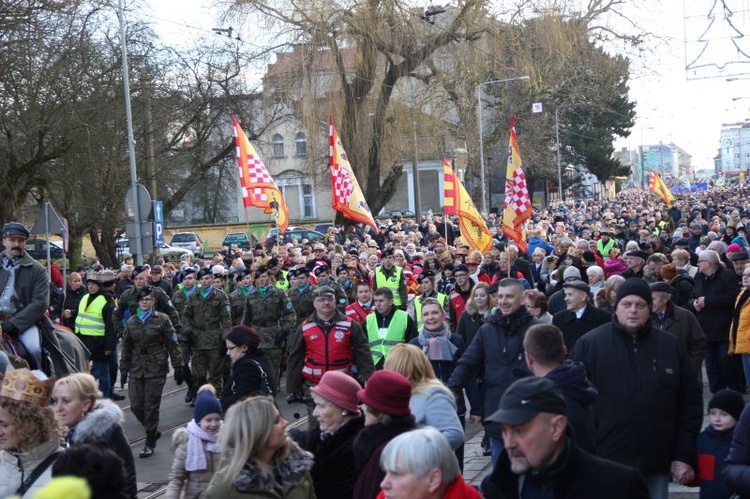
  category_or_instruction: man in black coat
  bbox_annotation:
[481,377,649,499]
[552,280,610,350]
[569,278,703,499]
[687,249,743,393]
[447,278,539,465]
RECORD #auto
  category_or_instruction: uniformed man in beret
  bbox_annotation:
[241,265,296,383]
[287,267,317,331]
[312,263,348,312]
[171,268,198,403]
[230,268,253,325]
[372,248,407,310]
[114,265,181,341]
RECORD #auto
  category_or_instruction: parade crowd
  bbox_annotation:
[6,186,750,497]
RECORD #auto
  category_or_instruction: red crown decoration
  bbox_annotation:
[0,369,54,406]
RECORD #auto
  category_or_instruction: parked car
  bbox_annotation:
[170,232,204,257]
[222,232,258,250]
[25,238,65,260]
[155,243,193,262]
[264,228,325,249]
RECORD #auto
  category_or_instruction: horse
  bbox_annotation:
[1,319,89,376]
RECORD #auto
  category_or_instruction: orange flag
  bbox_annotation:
[502,117,532,254]
[443,158,492,253]
[648,171,675,208]
[232,115,289,233]
[329,117,379,233]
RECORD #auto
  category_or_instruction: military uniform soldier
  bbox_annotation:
[287,267,317,330]
[120,286,183,458]
[181,268,231,392]
[230,269,253,325]
[114,265,181,340]
[241,266,296,383]
[171,268,198,404]
[312,264,349,312]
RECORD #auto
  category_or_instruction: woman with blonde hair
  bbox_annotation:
[52,373,136,498]
[205,396,314,499]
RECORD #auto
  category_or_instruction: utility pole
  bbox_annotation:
[412,121,421,219]
[555,108,563,201]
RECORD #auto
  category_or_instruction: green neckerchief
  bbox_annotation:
[241,286,251,297]
[258,285,269,297]
[182,285,197,298]
[200,286,213,299]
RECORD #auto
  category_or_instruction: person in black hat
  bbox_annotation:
[172,267,199,404]
[650,281,707,378]
[313,263,348,311]
[287,266,316,332]
[334,264,356,304]
[481,377,650,499]
[448,264,475,331]
[552,280,610,350]
[570,278,703,497]
[620,250,647,279]
[0,221,51,371]
[373,248,408,310]
[229,268,253,325]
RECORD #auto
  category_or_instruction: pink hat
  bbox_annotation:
[728,243,742,253]
[310,371,361,414]
[357,370,412,417]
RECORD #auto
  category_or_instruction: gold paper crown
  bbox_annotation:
[0,369,54,406]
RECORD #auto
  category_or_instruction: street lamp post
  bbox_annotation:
[477,75,530,214]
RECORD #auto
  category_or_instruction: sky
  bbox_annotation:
[138,0,750,171]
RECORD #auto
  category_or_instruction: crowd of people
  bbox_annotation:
[6,185,750,497]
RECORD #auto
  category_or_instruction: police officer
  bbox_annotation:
[412,270,449,331]
[287,267,316,331]
[312,264,348,312]
[241,265,296,384]
[230,268,253,325]
[172,268,198,404]
[181,268,231,392]
[120,286,183,458]
[366,287,418,369]
[114,266,181,341]
[286,285,374,424]
[372,248,408,310]
[75,270,116,398]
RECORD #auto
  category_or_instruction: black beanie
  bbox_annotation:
[615,278,652,309]
[709,389,746,422]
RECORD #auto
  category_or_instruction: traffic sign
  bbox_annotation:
[154,221,164,246]
[124,184,151,220]
[153,200,164,223]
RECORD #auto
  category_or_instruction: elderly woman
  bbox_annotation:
[52,373,137,498]
[377,428,480,499]
[597,275,625,312]
[221,325,276,411]
[0,369,62,498]
[523,289,553,324]
[205,396,315,499]
[353,370,417,499]
[295,371,365,499]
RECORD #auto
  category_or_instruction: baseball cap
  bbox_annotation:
[486,377,567,425]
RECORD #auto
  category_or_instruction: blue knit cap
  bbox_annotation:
[194,387,222,423]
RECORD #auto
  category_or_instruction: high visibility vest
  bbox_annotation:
[365,310,408,366]
[596,238,615,260]
[300,320,353,383]
[345,302,372,326]
[75,294,107,336]
[374,266,403,306]
[275,270,290,291]
[414,292,447,330]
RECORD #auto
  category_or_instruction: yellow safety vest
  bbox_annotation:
[375,266,403,306]
[366,310,408,366]
[275,270,290,291]
[414,292,447,331]
[75,294,107,336]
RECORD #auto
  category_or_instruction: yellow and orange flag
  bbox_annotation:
[443,158,492,253]
[648,171,675,208]
[232,115,289,233]
[502,117,533,254]
[329,117,379,233]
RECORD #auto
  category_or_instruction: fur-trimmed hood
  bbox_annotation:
[68,399,124,444]
[233,441,314,494]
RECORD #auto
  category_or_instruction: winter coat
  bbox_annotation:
[165,427,220,499]
[409,385,464,450]
[377,474,481,499]
[205,442,315,499]
[729,289,750,355]
[222,351,277,411]
[552,305,611,350]
[299,416,364,499]
[692,425,735,499]
[688,266,741,342]
[723,405,750,496]
[603,257,628,277]
[481,430,649,499]
[652,301,708,375]
[353,419,417,499]
[0,439,62,499]
[0,250,49,335]
[455,310,487,348]
[120,311,183,379]
[66,399,137,498]
[61,285,86,329]
[408,331,465,391]
[569,318,703,474]
[544,360,598,454]
[447,307,539,438]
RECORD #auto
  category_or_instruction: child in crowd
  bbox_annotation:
[166,385,223,499]
[691,389,745,499]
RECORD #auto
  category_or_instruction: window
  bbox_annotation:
[295,132,307,156]
[303,184,314,218]
[272,134,284,157]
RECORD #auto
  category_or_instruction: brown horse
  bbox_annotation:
[1,320,89,375]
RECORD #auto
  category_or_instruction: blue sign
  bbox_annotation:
[153,200,164,223]
[153,221,164,246]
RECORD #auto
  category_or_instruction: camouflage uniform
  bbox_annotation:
[241,286,296,383]
[287,285,317,330]
[230,287,251,325]
[172,285,198,399]
[119,311,182,443]
[114,285,181,338]
[181,287,231,392]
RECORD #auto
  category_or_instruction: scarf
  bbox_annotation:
[137,308,153,323]
[258,285,268,297]
[241,286,253,297]
[417,325,458,361]
[200,286,213,299]
[185,420,220,472]
[2,254,22,270]
[182,285,197,298]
